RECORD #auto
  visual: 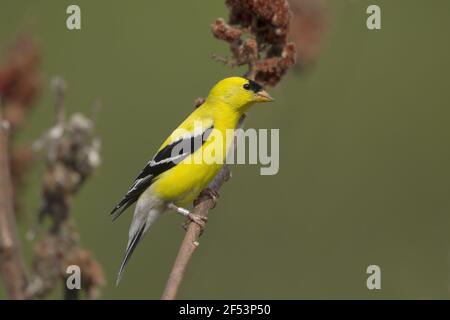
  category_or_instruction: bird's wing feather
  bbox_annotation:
[110,118,214,220]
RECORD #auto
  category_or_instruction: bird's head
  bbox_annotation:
[206,77,274,113]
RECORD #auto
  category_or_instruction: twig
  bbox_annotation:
[161,156,232,300]
[0,106,28,299]
[51,77,66,126]
[0,36,39,299]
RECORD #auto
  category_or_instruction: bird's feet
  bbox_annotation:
[188,213,208,229]
[194,188,220,208]
[168,202,208,234]
[182,214,208,235]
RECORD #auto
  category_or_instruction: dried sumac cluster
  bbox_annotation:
[0,36,40,131]
[212,0,297,86]
[30,230,105,299]
[289,0,327,70]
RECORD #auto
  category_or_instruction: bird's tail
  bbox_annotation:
[116,222,145,286]
[116,206,162,285]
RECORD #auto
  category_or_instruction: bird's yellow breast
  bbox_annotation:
[151,102,240,206]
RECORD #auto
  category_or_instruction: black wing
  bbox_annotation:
[110,125,213,220]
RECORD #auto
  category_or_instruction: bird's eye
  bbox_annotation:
[243,83,250,90]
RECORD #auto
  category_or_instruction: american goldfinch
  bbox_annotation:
[111,77,273,283]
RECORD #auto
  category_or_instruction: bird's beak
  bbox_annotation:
[254,90,274,103]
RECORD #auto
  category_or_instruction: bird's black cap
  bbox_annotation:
[245,79,263,93]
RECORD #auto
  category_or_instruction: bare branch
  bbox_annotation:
[51,76,66,126]
[0,107,28,299]
[161,165,231,300]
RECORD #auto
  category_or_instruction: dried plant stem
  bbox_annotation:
[161,166,231,300]
[0,112,28,299]
[25,77,104,300]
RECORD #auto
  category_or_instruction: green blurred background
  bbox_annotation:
[1,0,450,299]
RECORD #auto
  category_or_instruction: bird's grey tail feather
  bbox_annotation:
[116,222,146,286]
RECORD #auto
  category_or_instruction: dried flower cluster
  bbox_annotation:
[288,0,327,70]
[34,107,101,227]
[212,0,297,86]
[0,36,40,131]
[26,78,104,299]
[29,223,105,299]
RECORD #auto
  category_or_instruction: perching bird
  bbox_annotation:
[111,77,273,284]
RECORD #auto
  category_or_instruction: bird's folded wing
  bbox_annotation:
[110,118,214,220]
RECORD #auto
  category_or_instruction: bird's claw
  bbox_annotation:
[194,188,220,208]
[182,213,208,235]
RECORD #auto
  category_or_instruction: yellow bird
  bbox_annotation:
[111,77,273,284]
